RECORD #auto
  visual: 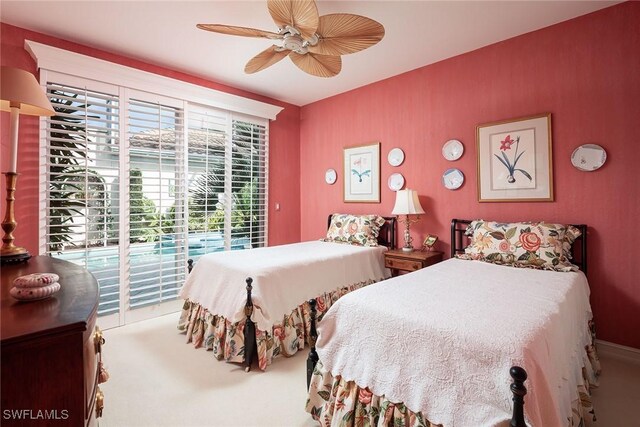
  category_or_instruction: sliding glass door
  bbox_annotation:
[42,75,268,329]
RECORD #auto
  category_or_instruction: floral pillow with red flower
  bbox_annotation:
[456,220,580,272]
[323,214,386,247]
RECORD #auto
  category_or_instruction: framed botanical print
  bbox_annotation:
[476,113,553,202]
[343,142,381,203]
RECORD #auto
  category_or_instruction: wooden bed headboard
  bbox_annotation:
[450,219,588,274]
[327,215,397,249]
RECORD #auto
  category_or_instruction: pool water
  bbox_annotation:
[54,233,251,315]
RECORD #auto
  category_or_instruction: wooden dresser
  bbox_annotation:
[1,256,106,426]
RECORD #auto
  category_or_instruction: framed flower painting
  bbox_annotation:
[476,114,553,202]
[343,142,381,203]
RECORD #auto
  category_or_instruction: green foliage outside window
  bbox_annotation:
[48,92,263,250]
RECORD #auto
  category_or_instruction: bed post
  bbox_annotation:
[306,298,319,390]
[510,366,528,427]
[243,277,257,372]
[187,259,193,273]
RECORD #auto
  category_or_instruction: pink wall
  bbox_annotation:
[300,3,640,349]
[0,23,301,250]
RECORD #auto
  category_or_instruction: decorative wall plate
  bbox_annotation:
[387,148,405,167]
[387,173,405,191]
[571,144,607,171]
[442,168,464,190]
[442,139,464,161]
[325,168,337,185]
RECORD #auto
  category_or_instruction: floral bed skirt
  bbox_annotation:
[177,279,378,371]
[306,329,601,427]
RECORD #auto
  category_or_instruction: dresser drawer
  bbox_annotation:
[385,257,422,271]
[84,320,98,416]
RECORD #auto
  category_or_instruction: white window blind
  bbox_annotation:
[44,82,121,316]
[230,119,268,248]
[127,98,186,308]
[185,108,268,256]
[41,74,270,328]
[186,106,228,260]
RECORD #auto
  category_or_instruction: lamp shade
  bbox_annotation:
[1,66,55,116]
[392,189,425,215]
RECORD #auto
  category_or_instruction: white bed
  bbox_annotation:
[306,220,600,427]
[178,215,395,371]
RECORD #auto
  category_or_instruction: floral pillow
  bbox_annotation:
[456,220,581,272]
[562,225,583,260]
[323,214,386,247]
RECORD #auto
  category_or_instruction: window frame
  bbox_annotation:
[33,42,277,328]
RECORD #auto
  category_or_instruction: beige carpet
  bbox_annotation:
[101,312,316,427]
[101,313,640,427]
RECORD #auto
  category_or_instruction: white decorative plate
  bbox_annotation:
[571,144,607,171]
[387,148,405,167]
[13,272,60,288]
[387,173,405,191]
[325,168,337,185]
[442,168,464,190]
[10,282,61,301]
[442,139,464,161]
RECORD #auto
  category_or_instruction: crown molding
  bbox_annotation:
[25,40,283,121]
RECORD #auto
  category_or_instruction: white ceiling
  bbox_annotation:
[1,1,620,106]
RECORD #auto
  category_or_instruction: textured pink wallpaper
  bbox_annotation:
[0,22,301,250]
[299,3,640,348]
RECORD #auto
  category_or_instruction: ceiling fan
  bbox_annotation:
[197,0,385,78]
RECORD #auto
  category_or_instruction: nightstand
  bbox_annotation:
[384,249,443,276]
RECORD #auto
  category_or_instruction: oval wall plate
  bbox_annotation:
[442,168,464,190]
[442,139,464,161]
[571,144,607,171]
[387,148,405,167]
[325,168,337,184]
[387,173,405,191]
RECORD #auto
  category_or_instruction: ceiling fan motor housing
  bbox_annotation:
[283,33,308,54]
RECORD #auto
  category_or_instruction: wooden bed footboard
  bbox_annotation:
[243,277,257,372]
[305,304,528,427]
[306,299,319,388]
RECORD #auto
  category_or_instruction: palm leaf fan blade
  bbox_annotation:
[267,0,319,40]
[309,14,385,56]
[289,52,341,78]
[245,46,291,74]
[196,24,281,39]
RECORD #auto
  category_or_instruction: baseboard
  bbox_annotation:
[596,339,640,365]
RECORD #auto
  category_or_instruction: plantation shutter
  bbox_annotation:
[186,109,269,255]
[127,96,186,309]
[41,73,270,328]
[186,106,228,260]
[44,82,121,316]
[230,117,268,249]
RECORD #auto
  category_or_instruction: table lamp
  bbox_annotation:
[1,66,55,265]
[392,188,425,252]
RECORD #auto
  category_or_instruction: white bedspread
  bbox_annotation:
[316,258,593,427]
[179,241,388,331]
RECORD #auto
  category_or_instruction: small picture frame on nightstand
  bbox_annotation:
[422,235,438,251]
